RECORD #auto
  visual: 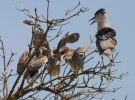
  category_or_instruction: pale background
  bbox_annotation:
[0,0,134,99]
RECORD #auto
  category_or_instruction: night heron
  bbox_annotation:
[89,8,117,68]
[58,45,90,72]
[46,53,61,81]
[32,30,51,57]
[17,50,48,85]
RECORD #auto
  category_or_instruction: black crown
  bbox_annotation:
[95,8,106,15]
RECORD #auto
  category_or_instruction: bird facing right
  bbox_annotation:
[89,8,118,68]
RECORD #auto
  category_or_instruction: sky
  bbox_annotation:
[0,0,135,100]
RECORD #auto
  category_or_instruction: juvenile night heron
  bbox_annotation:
[46,53,61,81]
[58,45,90,72]
[89,8,117,68]
[17,50,48,85]
[33,30,51,57]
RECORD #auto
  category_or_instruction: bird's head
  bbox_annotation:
[89,8,106,25]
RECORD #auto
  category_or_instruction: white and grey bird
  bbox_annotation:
[89,8,117,68]
[58,45,90,72]
[17,50,48,84]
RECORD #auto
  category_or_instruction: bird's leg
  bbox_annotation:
[50,75,54,87]
[27,79,35,90]
[82,67,86,84]
[57,74,61,90]
[101,55,107,69]
[107,56,115,66]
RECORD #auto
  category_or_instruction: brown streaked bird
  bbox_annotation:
[46,53,61,81]
[58,45,90,72]
[33,30,51,57]
[17,50,29,74]
[17,50,48,84]
[53,31,80,53]
[89,8,117,68]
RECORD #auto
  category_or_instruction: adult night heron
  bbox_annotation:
[89,8,117,68]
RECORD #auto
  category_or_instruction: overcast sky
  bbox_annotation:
[0,0,135,99]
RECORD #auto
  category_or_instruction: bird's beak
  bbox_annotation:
[88,17,95,25]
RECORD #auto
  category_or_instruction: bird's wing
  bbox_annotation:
[75,45,90,53]
[23,68,39,79]
[17,50,29,74]
[64,32,80,43]
[23,19,34,25]
[29,56,48,70]
[23,19,41,28]
[59,47,74,59]
[56,32,80,50]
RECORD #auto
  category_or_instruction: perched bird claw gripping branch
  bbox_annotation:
[89,8,117,68]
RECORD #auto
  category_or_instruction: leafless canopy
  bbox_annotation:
[0,1,128,100]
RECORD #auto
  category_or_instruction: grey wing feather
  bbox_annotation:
[100,38,115,50]
[96,40,103,55]
[96,38,116,55]
[75,45,90,53]
[17,50,29,74]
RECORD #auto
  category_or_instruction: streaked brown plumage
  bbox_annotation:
[58,45,90,71]
[33,30,51,57]
[17,50,48,84]
[23,19,42,31]
[17,50,29,74]
[53,32,80,53]
[24,54,48,83]
[47,53,61,77]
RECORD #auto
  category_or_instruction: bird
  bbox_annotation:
[89,8,117,68]
[17,50,29,74]
[32,30,51,57]
[46,53,61,81]
[53,31,80,53]
[17,50,48,85]
[58,45,90,72]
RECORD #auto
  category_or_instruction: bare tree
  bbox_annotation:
[0,1,128,100]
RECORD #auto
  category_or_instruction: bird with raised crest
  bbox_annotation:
[89,8,117,68]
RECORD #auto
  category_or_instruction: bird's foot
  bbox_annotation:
[58,77,63,81]
[110,59,115,66]
[50,82,55,87]
[102,65,107,69]
[30,86,35,91]
[110,59,114,63]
